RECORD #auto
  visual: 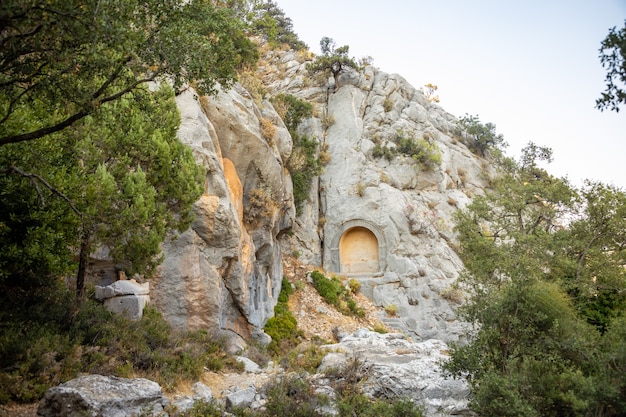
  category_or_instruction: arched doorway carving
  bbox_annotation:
[339,227,379,273]
[328,219,386,275]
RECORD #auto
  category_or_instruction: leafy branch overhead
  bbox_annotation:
[0,0,258,147]
[307,37,360,90]
[597,20,626,112]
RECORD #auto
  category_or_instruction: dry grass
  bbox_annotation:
[259,117,276,144]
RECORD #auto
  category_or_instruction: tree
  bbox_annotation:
[596,20,626,112]
[0,0,258,147]
[445,144,626,416]
[251,1,308,50]
[456,114,507,157]
[307,37,360,91]
[0,0,259,298]
[0,85,204,297]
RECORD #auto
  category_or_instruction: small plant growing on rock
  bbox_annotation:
[355,182,366,197]
[319,142,331,164]
[237,68,266,104]
[259,117,276,144]
[245,187,279,225]
[373,322,388,334]
[384,304,398,316]
[423,83,440,103]
[440,286,465,305]
[383,98,393,112]
[321,114,336,129]
[348,278,361,294]
[457,168,467,184]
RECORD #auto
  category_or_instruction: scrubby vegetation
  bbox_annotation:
[310,271,365,318]
[264,277,303,355]
[180,369,424,417]
[271,94,323,213]
[371,130,442,171]
[0,287,241,403]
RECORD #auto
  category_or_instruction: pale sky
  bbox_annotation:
[276,0,626,189]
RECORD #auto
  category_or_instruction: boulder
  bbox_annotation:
[37,375,166,417]
[171,382,213,413]
[318,329,470,417]
[95,280,149,299]
[224,386,257,410]
[102,295,150,321]
[95,280,150,321]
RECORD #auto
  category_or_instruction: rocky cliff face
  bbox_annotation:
[151,83,295,350]
[153,45,492,346]
[259,48,491,342]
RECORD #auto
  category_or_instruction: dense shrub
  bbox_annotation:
[264,277,303,354]
[262,374,325,417]
[456,114,507,156]
[309,271,365,317]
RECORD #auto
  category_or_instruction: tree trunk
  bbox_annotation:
[76,231,90,299]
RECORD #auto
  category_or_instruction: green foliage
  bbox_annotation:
[0,295,238,404]
[261,374,325,417]
[348,278,361,294]
[0,0,258,147]
[307,37,360,90]
[447,143,626,416]
[456,114,507,156]
[0,85,204,297]
[290,140,322,209]
[178,399,224,417]
[270,94,321,213]
[271,94,313,132]
[371,144,398,161]
[337,395,423,417]
[310,271,365,317]
[371,131,441,171]
[265,278,303,355]
[597,20,626,112]
[282,343,327,373]
[562,181,626,332]
[249,1,308,50]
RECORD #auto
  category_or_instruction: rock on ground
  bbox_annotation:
[37,374,166,417]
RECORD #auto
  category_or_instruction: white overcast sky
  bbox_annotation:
[275,0,626,189]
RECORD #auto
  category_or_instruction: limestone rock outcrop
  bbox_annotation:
[151,85,294,350]
[152,43,492,346]
[318,329,470,416]
[258,49,490,342]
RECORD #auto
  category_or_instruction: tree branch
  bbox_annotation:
[0,56,156,147]
[2,166,82,217]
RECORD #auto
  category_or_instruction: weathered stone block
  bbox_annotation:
[103,294,150,321]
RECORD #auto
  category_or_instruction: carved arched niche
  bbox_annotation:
[329,220,387,275]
